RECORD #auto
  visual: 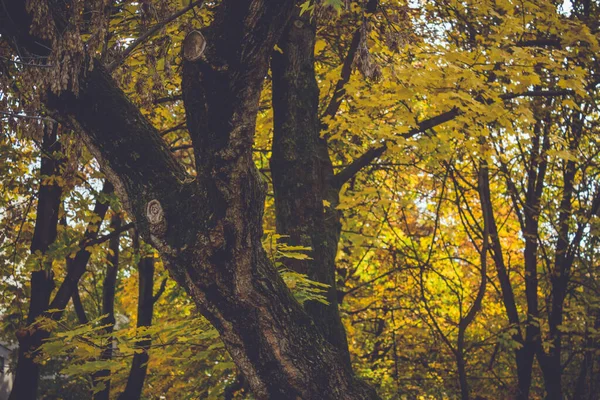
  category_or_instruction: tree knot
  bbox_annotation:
[183,30,207,62]
[146,199,164,225]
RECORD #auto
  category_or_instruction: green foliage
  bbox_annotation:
[264,232,330,305]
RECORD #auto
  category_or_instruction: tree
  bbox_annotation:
[1,0,599,399]
[1,0,378,398]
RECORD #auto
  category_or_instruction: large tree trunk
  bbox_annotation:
[1,1,380,398]
[270,12,351,368]
[10,124,62,400]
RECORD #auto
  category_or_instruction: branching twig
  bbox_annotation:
[84,222,135,247]
[0,110,56,122]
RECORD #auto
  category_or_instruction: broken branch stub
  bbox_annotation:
[183,30,207,61]
[146,199,164,225]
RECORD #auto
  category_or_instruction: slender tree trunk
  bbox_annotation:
[10,123,62,400]
[514,345,536,400]
[538,111,585,400]
[572,351,591,400]
[457,351,469,400]
[93,214,121,400]
[573,289,600,400]
[117,240,155,400]
[52,181,114,311]
[480,156,536,400]
[450,161,491,400]
[11,271,55,400]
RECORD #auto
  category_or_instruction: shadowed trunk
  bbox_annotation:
[536,110,590,400]
[270,11,350,368]
[493,113,551,400]
[486,159,536,400]
[10,177,111,399]
[117,241,155,400]
[10,123,62,400]
[93,214,122,400]
[268,0,379,373]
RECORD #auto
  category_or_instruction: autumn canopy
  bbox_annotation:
[0,0,599,399]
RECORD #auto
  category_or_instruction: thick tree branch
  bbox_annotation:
[334,107,460,186]
[71,285,89,324]
[333,144,386,189]
[182,0,298,167]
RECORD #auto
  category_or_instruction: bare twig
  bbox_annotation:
[84,222,135,247]
[0,110,56,122]
[154,94,183,104]
[160,122,186,136]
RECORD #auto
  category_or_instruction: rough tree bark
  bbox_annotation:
[271,11,351,368]
[1,0,380,398]
[269,0,380,372]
